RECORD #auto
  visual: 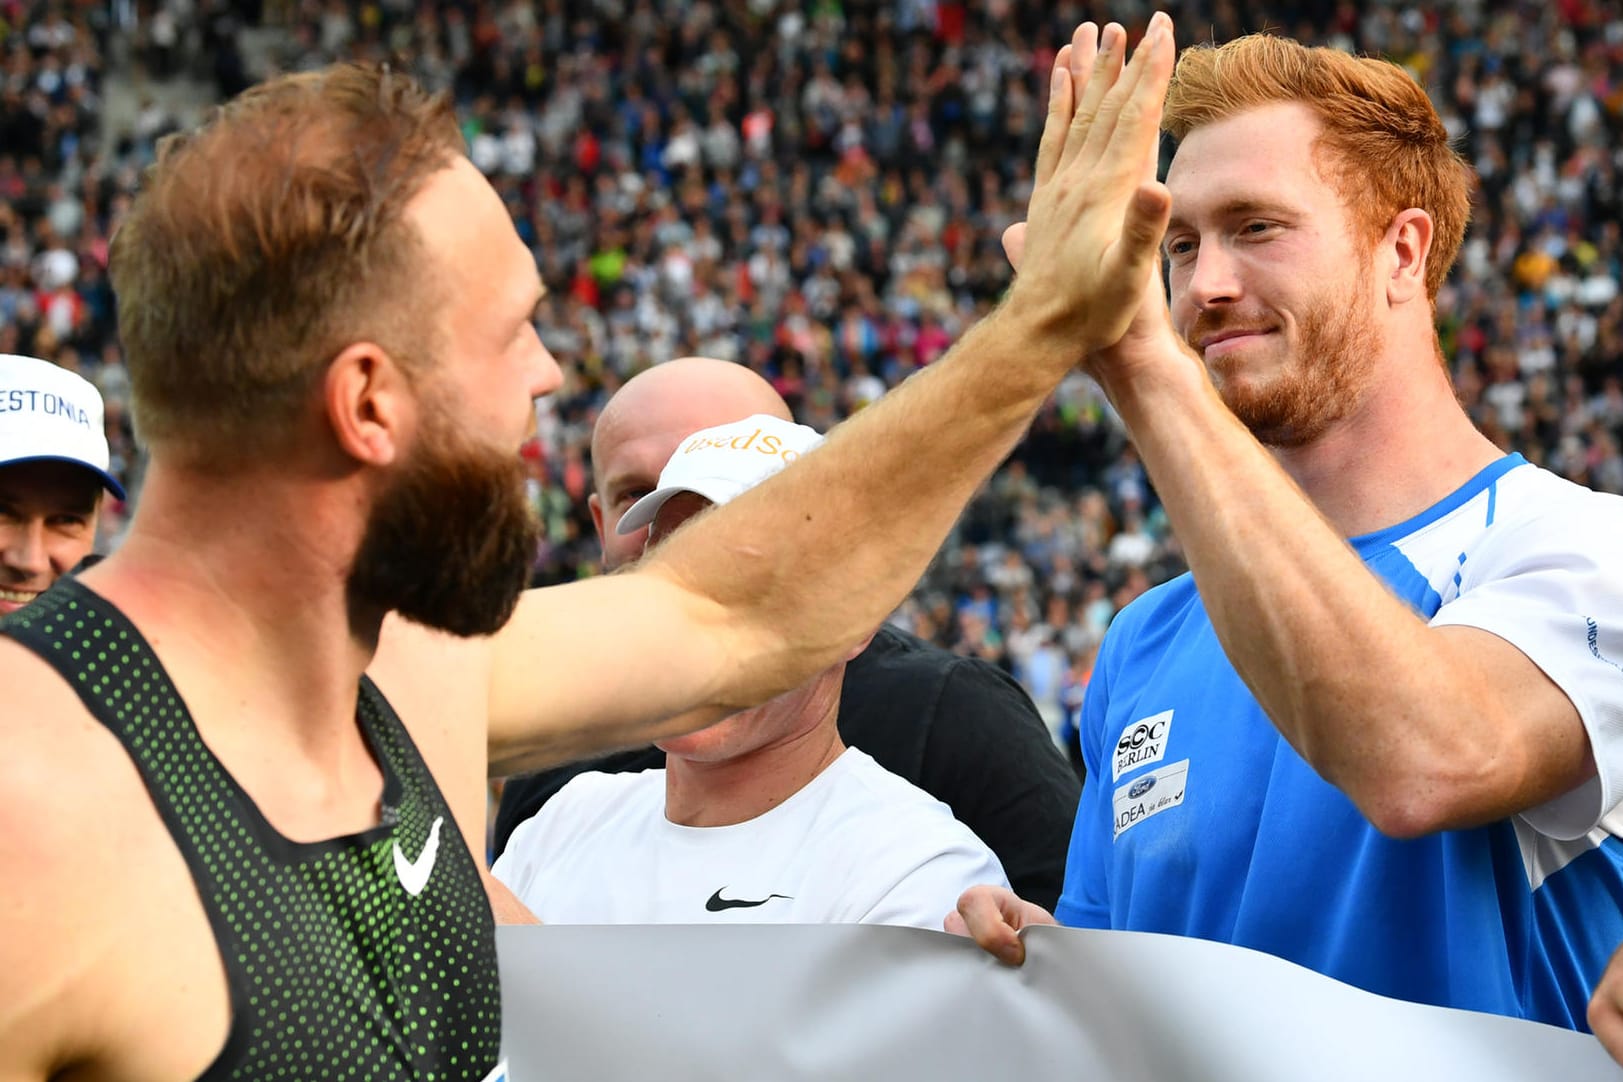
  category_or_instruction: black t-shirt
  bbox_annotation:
[494,625,1081,912]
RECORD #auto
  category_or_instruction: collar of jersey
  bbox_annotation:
[1348,452,1528,554]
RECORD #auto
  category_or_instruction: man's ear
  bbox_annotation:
[588,491,607,547]
[1384,208,1434,307]
[324,343,414,467]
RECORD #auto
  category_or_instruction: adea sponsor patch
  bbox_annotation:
[1113,709,1174,781]
[1112,759,1189,840]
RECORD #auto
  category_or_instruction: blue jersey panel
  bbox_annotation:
[1057,455,1623,1027]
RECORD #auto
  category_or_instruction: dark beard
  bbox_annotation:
[347,412,539,637]
[1193,265,1378,448]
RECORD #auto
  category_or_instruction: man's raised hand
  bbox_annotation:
[1003,14,1175,367]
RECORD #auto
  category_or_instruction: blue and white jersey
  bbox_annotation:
[1057,454,1623,1028]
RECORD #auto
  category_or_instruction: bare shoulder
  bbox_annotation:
[0,636,119,830]
[0,637,238,1081]
[0,639,159,1074]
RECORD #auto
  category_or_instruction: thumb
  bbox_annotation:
[1002,221,1028,272]
[1117,181,1172,279]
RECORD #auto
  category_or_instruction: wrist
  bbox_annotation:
[992,287,1090,380]
[1092,336,1211,427]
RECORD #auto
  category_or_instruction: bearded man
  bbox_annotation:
[953,26,1623,1037]
[0,23,1178,1081]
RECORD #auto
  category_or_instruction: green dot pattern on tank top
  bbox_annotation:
[2,583,502,1081]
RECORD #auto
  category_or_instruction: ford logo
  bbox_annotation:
[1128,776,1157,799]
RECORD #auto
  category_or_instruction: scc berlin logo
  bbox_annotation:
[1118,718,1169,753]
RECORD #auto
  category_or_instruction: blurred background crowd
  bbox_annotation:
[5,0,1622,734]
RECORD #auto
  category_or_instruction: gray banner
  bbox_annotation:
[497,924,1620,1081]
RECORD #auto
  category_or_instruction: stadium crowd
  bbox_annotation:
[5,0,1623,733]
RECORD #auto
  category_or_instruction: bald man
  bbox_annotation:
[495,358,1081,911]
[496,413,1009,927]
[588,358,796,571]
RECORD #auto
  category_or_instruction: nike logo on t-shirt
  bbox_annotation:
[705,888,792,912]
[394,816,444,897]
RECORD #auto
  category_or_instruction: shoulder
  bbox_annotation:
[849,624,1033,712]
[0,639,174,1068]
[1112,571,1201,632]
[1095,571,1202,667]
[518,768,664,837]
[497,767,665,889]
[823,750,990,842]
[555,766,664,804]
[844,630,1075,805]
[818,754,1009,918]
[0,636,125,809]
[1479,465,1623,555]
[0,634,176,855]
[841,628,1029,776]
[0,646,87,861]
[1437,466,1623,598]
[846,625,958,688]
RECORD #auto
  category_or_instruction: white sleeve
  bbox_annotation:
[490,780,586,908]
[1429,489,1623,839]
[490,807,546,900]
[857,829,1011,931]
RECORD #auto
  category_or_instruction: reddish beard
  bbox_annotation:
[347,406,539,637]
[1190,264,1379,448]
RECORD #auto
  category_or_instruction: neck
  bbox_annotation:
[79,458,379,759]
[1271,334,1504,537]
[664,681,846,828]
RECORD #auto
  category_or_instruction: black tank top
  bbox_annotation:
[1,578,503,1081]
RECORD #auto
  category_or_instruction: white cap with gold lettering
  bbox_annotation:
[617,413,823,534]
[0,353,125,498]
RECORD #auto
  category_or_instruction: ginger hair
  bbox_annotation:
[1165,34,1472,301]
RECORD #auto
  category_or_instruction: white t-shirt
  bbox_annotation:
[494,748,1009,929]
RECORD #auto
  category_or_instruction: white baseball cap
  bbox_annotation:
[0,353,125,499]
[617,413,824,534]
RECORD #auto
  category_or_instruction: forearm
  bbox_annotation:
[642,303,1073,709]
[1100,351,1517,832]
[484,310,1071,775]
[488,21,1178,767]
